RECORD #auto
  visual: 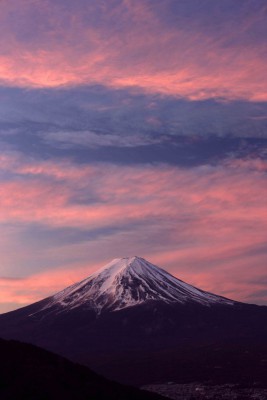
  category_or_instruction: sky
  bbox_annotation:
[0,0,267,313]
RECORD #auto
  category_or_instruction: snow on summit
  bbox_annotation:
[40,257,235,314]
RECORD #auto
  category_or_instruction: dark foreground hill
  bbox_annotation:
[0,338,166,400]
[1,257,267,386]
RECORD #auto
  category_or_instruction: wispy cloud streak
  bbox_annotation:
[0,1,266,100]
[0,154,266,310]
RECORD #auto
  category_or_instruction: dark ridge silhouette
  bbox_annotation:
[0,338,166,400]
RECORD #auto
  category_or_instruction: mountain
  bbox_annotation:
[0,256,267,386]
[31,256,235,315]
[0,338,166,400]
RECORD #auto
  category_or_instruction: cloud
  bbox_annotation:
[0,263,101,312]
[0,0,266,314]
[1,86,267,171]
[43,130,163,148]
[0,154,266,310]
[0,1,266,100]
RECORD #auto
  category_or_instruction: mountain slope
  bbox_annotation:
[0,257,267,386]
[0,338,166,400]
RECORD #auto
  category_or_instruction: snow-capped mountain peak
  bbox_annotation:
[40,256,235,314]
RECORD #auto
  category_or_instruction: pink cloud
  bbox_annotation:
[0,1,266,100]
[0,263,101,310]
[0,154,266,310]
